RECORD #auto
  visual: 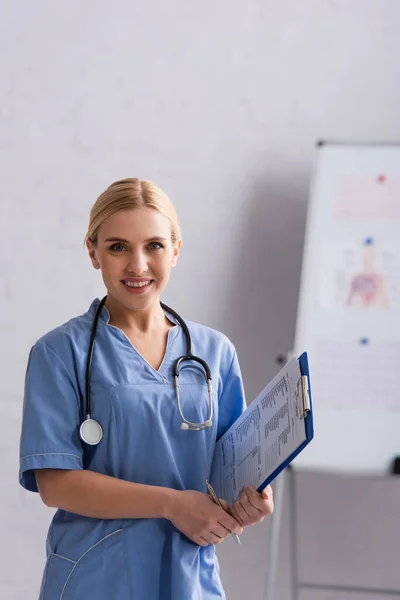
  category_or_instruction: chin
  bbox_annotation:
[123,288,162,309]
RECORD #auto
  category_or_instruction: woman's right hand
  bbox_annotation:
[167,489,243,546]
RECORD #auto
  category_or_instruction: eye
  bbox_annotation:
[109,243,126,252]
[148,241,164,251]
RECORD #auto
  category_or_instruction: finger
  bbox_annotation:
[239,497,264,525]
[196,536,209,547]
[213,523,232,539]
[213,499,244,533]
[239,495,253,519]
[247,495,272,519]
[220,513,243,536]
[218,498,230,511]
[205,532,226,546]
[261,485,273,499]
[247,493,266,513]
[230,502,247,526]
[237,488,267,521]
[246,487,274,515]
[238,495,259,525]
[211,530,226,544]
[243,486,272,512]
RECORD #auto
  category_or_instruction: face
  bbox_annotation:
[86,207,181,312]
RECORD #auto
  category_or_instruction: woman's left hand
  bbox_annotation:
[230,485,274,527]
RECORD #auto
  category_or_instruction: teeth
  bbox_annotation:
[125,281,151,288]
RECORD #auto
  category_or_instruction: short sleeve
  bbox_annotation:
[217,348,247,440]
[19,341,84,492]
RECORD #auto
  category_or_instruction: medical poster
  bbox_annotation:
[318,237,400,310]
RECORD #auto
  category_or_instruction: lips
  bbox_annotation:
[122,279,152,287]
[121,279,154,294]
[122,277,152,283]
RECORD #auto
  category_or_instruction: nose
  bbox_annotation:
[126,249,148,275]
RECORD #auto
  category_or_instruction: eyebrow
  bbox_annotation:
[104,236,168,243]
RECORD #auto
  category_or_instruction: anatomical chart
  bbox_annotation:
[318,237,400,311]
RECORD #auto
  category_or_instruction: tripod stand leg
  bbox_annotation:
[264,470,286,600]
[288,466,299,600]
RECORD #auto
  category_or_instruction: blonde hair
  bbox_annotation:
[84,178,181,246]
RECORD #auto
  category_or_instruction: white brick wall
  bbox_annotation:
[2,1,400,597]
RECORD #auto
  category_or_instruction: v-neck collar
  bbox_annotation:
[87,298,182,378]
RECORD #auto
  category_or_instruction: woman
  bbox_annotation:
[19,178,273,599]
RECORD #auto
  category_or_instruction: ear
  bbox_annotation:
[171,239,182,267]
[86,238,101,270]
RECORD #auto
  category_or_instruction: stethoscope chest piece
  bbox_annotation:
[80,418,103,446]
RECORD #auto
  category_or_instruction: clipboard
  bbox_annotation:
[256,352,314,493]
[210,352,314,505]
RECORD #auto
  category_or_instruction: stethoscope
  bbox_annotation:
[79,296,214,445]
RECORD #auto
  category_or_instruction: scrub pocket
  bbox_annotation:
[41,529,129,600]
[40,553,75,600]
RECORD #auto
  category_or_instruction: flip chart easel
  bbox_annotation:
[264,142,400,600]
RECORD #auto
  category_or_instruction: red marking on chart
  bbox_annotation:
[334,177,400,218]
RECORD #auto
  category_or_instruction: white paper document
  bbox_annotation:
[210,358,307,505]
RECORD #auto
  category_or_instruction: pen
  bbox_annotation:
[205,480,241,546]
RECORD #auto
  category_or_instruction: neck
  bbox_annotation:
[104,295,170,334]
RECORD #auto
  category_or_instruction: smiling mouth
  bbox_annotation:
[123,280,152,288]
[121,279,154,293]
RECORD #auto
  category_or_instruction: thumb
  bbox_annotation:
[261,487,271,499]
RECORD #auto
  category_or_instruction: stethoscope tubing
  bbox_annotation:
[81,295,213,444]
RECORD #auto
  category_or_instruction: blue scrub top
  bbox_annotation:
[19,298,246,600]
